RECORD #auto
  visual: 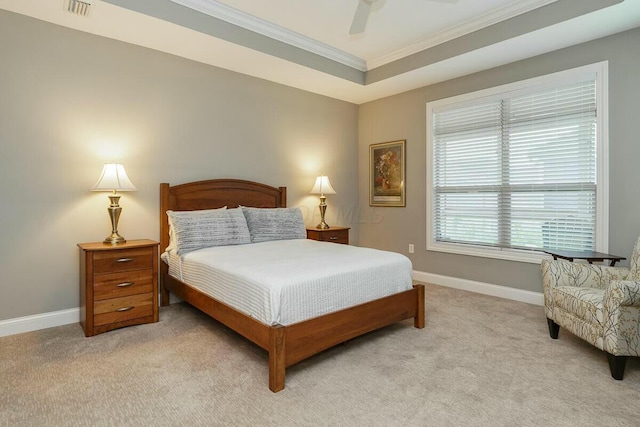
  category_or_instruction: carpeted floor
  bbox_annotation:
[1,283,639,426]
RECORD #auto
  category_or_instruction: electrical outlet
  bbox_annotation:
[408,244,414,253]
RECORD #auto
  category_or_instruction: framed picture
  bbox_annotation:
[369,140,406,207]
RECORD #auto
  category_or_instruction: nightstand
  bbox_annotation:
[306,227,350,245]
[78,239,159,337]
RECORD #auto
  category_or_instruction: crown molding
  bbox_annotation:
[170,0,368,72]
[171,0,559,73]
[366,0,559,69]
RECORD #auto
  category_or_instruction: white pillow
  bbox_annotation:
[241,207,306,243]
[167,207,251,255]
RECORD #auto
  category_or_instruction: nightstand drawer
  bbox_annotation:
[306,227,349,244]
[317,231,348,244]
[93,270,154,301]
[94,293,154,326]
[93,247,153,274]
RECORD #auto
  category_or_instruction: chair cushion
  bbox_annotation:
[552,286,604,326]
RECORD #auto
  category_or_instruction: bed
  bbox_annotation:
[159,178,425,392]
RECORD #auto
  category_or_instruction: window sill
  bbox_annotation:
[426,242,549,264]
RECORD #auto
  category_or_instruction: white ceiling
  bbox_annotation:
[1,0,639,104]
[206,0,554,69]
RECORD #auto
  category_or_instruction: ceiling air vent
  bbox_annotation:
[67,0,91,16]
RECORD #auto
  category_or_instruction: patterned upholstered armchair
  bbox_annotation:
[541,236,640,379]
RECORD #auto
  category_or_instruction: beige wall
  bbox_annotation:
[358,27,640,293]
[0,11,358,321]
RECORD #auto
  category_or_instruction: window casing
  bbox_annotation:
[426,62,608,263]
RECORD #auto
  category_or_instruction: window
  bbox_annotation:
[426,62,608,263]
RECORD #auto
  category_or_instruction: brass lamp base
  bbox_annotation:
[316,195,330,229]
[104,232,126,245]
[104,193,126,245]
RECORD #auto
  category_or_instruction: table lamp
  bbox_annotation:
[310,175,336,229]
[91,163,137,244]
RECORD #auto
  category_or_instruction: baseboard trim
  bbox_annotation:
[0,308,79,338]
[413,270,544,306]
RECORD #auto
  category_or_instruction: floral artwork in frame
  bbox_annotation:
[369,140,406,207]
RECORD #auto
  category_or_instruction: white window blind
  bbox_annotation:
[431,77,598,253]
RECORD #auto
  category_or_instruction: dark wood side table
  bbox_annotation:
[78,239,159,336]
[306,226,350,245]
[543,249,625,266]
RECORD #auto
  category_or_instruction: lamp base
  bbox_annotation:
[104,194,126,244]
[103,232,126,245]
[316,196,330,230]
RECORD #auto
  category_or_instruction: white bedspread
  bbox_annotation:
[164,239,413,326]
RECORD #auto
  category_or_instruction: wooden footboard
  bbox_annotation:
[163,271,425,392]
[270,283,425,392]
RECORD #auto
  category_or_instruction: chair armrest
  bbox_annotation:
[603,280,640,355]
[605,280,640,307]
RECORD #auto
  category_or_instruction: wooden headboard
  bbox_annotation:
[159,179,287,255]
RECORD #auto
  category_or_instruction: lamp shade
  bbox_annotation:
[91,163,137,192]
[310,175,336,195]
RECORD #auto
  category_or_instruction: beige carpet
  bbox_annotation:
[1,283,639,426]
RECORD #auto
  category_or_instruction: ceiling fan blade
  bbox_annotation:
[349,0,372,35]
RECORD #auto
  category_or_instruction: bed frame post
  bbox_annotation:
[159,183,171,307]
[278,187,286,207]
[414,284,425,329]
[269,325,286,392]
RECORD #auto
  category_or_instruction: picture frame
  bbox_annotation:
[369,140,406,207]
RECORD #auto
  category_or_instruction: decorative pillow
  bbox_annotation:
[166,207,226,253]
[241,207,306,243]
[167,207,250,255]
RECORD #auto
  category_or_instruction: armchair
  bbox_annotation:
[541,235,640,379]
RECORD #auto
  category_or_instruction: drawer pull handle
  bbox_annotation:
[116,282,134,288]
[116,306,134,312]
[329,236,339,240]
[116,258,134,263]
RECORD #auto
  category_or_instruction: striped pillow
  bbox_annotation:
[167,207,250,255]
[242,207,306,243]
